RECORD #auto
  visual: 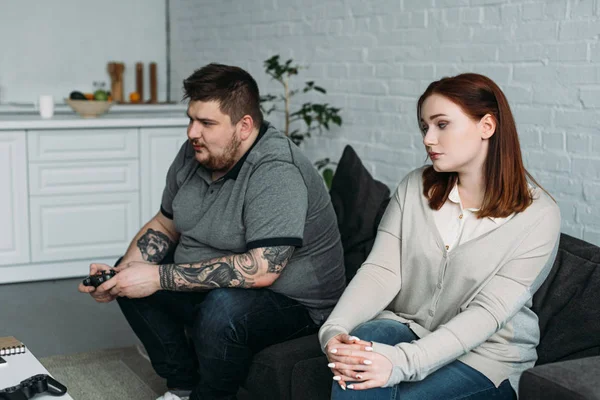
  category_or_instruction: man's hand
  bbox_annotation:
[325,334,373,390]
[104,261,161,299]
[77,263,117,303]
[327,340,393,391]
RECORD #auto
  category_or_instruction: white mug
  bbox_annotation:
[39,95,54,118]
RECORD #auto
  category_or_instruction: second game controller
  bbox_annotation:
[0,373,67,399]
[82,269,116,288]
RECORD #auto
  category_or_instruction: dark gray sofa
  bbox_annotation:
[240,145,600,400]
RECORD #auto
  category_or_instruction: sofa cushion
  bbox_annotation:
[532,233,600,365]
[243,333,325,400]
[519,356,600,400]
[329,145,391,282]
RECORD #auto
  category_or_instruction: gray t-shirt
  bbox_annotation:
[160,122,345,323]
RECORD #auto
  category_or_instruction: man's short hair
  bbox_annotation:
[183,63,263,127]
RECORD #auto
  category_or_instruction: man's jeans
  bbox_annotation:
[331,320,516,400]
[117,288,318,400]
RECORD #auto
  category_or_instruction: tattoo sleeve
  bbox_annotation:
[137,228,175,263]
[158,246,294,291]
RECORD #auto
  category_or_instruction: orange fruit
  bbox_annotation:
[129,92,140,103]
[84,93,94,100]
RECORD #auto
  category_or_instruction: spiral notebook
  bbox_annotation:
[0,336,26,356]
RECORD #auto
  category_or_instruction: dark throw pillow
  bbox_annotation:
[532,233,600,365]
[329,145,391,283]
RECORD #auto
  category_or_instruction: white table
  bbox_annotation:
[0,349,74,399]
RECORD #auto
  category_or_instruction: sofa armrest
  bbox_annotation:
[243,333,323,400]
[519,356,600,400]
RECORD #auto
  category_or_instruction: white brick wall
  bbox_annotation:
[170,0,600,246]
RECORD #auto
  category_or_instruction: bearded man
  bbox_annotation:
[78,63,345,400]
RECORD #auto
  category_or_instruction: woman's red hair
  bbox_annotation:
[417,73,546,218]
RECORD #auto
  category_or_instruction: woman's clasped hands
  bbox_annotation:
[325,333,394,391]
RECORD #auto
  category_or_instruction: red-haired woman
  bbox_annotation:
[319,73,560,400]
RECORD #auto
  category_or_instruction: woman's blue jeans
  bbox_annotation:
[331,320,516,400]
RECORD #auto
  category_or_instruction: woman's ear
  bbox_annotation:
[480,113,496,140]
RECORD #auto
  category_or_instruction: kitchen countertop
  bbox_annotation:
[0,102,187,114]
[0,111,189,130]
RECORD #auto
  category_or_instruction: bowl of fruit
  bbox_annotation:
[66,89,113,118]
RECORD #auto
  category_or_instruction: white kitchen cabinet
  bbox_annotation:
[27,128,140,264]
[0,132,30,265]
[0,113,188,284]
[140,127,187,222]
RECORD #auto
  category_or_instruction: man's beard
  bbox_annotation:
[194,131,241,172]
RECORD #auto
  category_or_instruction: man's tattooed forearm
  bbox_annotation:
[158,247,293,292]
[137,228,174,263]
[159,261,250,291]
[262,246,294,273]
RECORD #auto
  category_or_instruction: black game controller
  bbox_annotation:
[82,269,116,288]
[0,373,67,399]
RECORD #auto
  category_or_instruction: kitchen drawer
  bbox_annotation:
[30,192,140,262]
[29,160,139,195]
[28,128,138,162]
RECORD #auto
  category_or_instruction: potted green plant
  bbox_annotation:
[259,55,342,189]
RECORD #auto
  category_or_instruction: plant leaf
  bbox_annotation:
[322,168,334,190]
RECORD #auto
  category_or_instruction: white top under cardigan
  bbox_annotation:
[318,166,561,395]
[435,182,515,252]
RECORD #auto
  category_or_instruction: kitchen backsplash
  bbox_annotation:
[0,0,167,104]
